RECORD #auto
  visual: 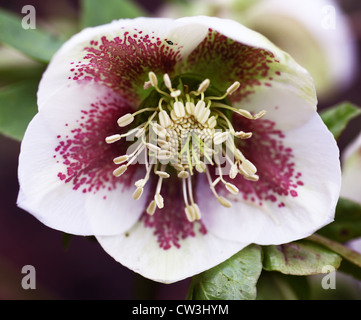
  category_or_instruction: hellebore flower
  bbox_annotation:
[340,132,361,205]
[159,0,358,100]
[17,16,341,283]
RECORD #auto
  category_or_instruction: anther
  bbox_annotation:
[178,171,189,179]
[146,200,157,215]
[194,100,206,119]
[170,90,181,98]
[207,116,217,129]
[155,193,164,209]
[105,134,121,144]
[229,163,238,179]
[185,205,195,222]
[113,155,129,164]
[163,73,172,90]
[148,71,158,87]
[217,196,232,208]
[213,131,228,145]
[158,110,171,128]
[185,102,195,115]
[113,165,127,177]
[117,113,134,127]
[225,182,239,195]
[235,131,252,139]
[197,78,210,93]
[226,81,240,95]
[174,101,185,118]
[132,187,143,200]
[152,123,167,139]
[155,171,170,178]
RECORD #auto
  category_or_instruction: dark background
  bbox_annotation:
[0,0,361,299]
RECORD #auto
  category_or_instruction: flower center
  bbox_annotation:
[106,72,266,222]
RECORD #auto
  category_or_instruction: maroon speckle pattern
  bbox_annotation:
[220,114,304,207]
[54,93,137,194]
[70,30,183,102]
[142,177,207,250]
[182,29,281,99]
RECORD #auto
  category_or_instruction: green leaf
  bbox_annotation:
[0,8,63,63]
[318,198,361,243]
[257,271,310,300]
[0,80,38,140]
[262,241,342,275]
[186,245,262,300]
[80,0,146,28]
[308,234,361,269]
[320,102,361,140]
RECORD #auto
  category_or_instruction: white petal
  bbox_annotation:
[96,222,246,283]
[38,17,209,110]
[244,0,357,99]
[176,16,317,130]
[17,113,147,236]
[340,132,361,205]
[198,113,341,245]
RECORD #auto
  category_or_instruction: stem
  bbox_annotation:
[308,233,361,268]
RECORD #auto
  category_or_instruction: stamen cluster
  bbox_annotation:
[106,72,266,222]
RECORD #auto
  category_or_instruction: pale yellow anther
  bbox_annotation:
[152,123,167,139]
[113,155,128,164]
[158,110,171,128]
[225,182,239,195]
[170,109,179,121]
[132,187,143,200]
[178,171,189,179]
[195,161,206,173]
[235,131,252,139]
[155,171,170,179]
[192,203,202,220]
[148,71,158,87]
[194,100,206,119]
[213,131,228,145]
[242,159,257,176]
[236,109,254,119]
[172,163,184,171]
[197,78,210,93]
[174,101,185,118]
[207,116,217,129]
[217,196,232,208]
[155,193,164,209]
[157,150,172,160]
[117,113,134,127]
[170,90,182,98]
[254,110,267,119]
[229,163,238,179]
[146,143,161,153]
[244,174,259,182]
[185,102,195,115]
[113,165,127,177]
[226,81,240,95]
[185,205,195,222]
[163,73,172,90]
[198,108,210,124]
[146,200,157,215]
[105,134,121,144]
[135,179,146,188]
